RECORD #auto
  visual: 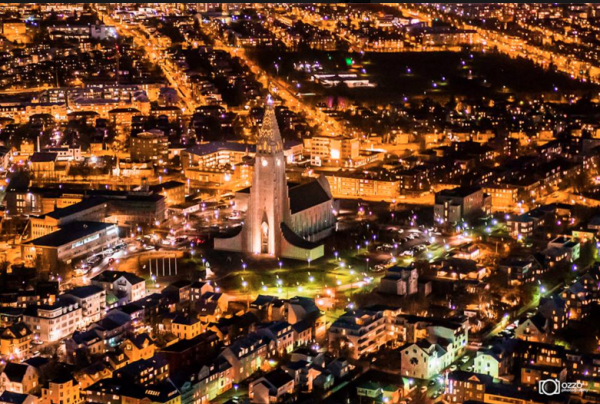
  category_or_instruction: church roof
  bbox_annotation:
[281,223,321,250]
[289,180,331,214]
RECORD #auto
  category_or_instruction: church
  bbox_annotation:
[214,104,336,260]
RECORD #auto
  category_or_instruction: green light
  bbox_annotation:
[345,58,353,66]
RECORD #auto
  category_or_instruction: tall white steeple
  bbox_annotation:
[245,101,289,255]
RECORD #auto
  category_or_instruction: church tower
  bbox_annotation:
[245,102,289,255]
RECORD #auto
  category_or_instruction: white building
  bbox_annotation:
[23,300,83,342]
[21,222,119,269]
[215,103,336,261]
[61,285,107,326]
[400,340,451,380]
[328,307,403,359]
[91,270,146,303]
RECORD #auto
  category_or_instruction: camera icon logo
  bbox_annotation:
[539,379,561,396]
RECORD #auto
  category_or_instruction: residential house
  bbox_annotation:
[91,271,146,303]
[249,369,294,404]
[0,363,38,394]
[0,323,32,360]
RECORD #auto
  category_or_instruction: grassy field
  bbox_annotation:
[250,49,599,105]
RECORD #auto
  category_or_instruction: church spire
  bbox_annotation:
[257,99,283,154]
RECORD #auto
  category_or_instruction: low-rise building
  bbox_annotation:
[0,323,32,360]
[249,369,294,404]
[0,363,38,394]
[434,186,490,224]
[21,222,119,270]
[91,271,146,304]
[40,376,81,404]
[23,299,82,342]
[62,286,107,326]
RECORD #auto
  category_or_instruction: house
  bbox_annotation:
[121,333,155,363]
[562,281,593,320]
[22,300,82,342]
[113,355,169,387]
[433,186,490,224]
[281,360,325,393]
[87,310,131,349]
[521,363,568,387]
[400,340,450,380]
[286,296,325,339]
[256,321,296,356]
[40,375,81,404]
[356,381,404,404]
[379,267,418,296]
[453,243,480,260]
[159,331,219,374]
[65,329,105,364]
[190,281,214,302]
[171,357,233,404]
[91,271,146,303]
[249,295,284,322]
[436,258,486,281]
[0,363,39,394]
[498,256,542,285]
[171,315,202,340]
[544,236,580,263]
[446,371,493,403]
[474,341,516,379]
[515,312,549,342]
[162,280,192,305]
[538,295,569,332]
[219,333,273,383]
[61,285,106,325]
[249,369,294,404]
[0,323,32,360]
[329,308,398,359]
[0,392,38,404]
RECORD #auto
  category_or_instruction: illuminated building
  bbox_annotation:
[214,104,335,260]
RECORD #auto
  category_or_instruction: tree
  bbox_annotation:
[329,335,351,358]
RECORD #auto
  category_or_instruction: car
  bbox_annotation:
[461,356,470,363]
[370,264,385,273]
[31,351,40,357]
[420,386,427,393]
[144,245,155,251]
[467,366,473,372]
[450,365,457,371]
[114,242,126,251]
[32,339,43,346]
[438,388,445,395]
